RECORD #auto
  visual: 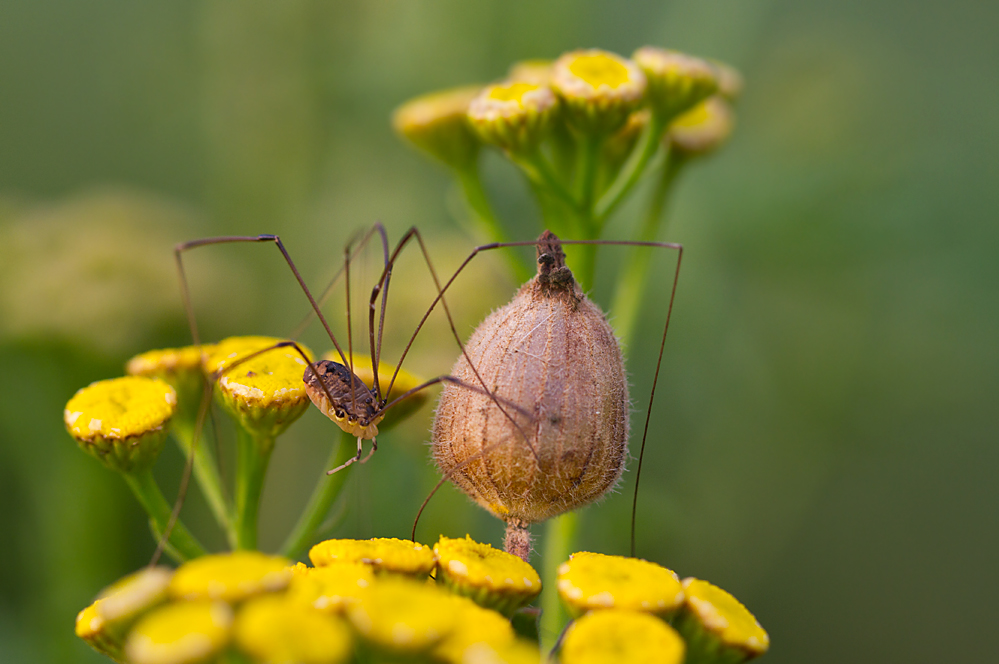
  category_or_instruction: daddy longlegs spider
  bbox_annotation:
[155,225,681,563]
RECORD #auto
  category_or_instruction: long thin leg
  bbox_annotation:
[327,436,365,475]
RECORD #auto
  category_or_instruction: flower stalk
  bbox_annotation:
[121,468,207,561]
[233,427,275,550]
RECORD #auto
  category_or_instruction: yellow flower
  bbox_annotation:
[169,551,292,603]
[462,640,544,664]
[234,594,353,664]
[203,336,313,438]
[393,86,482,172]
[560,609,685,664]
[674,578,769,662]
[286,561,374,613]
[507,59,553,86]
[309,538,436,577]
[64,376,176,473]
[556,552,684,617]
[467,81,559,154]
[551,49,646,135]
[632,46,719,121]
[96,566,173,629]
[346,577,458,654]
[431,594,517,664]
[322,352,428,431]
[126,345,210,414]
[711,60,744,101]
[434,535,541,615]
[124,600,233,664]
[75,601,123,662]
[668,96,735,159]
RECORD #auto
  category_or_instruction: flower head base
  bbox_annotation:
[234,594,353,664]
[393,86,482,172]
[434,535,541,615]
[557,552,684,617]
[668,96,735,159]
[169,551,292,603]
[322,352,427,431]
[124,600,233,664]
[551,49,646,135]
[432,594,517,664]
[310,538,436,577]
[287,561,374,613]
[468,81,559,154]
[674,578,769,662]
[346,577,458,654]
[507,59,553,86]
[126,345,210,414]
[204,336,313,438]
[561,609,685,664]
[64,376,176,473]
[633,47,719,121]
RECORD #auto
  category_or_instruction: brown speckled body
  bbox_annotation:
[432,232,629,525]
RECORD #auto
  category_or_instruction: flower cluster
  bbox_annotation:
[76,538,767,664]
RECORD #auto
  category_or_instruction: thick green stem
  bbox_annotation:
[234,427,275,550]
[122,469,207,561]
[611,153,686,345]
[595,115,667,224]
[540,511,579,654]
[280,431,355,558]
[457,166,532,283]
[171,418,233,547]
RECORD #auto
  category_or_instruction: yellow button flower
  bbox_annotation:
[75,600,123,662]
[64,375,176,472]
[434,535,541,615]
[468,81,559,154]
[393,86,482,172]
[96,566,173,627]
[287,561,374,613]
[431,594,517,664]
[675,578,769,661]
[170,551,292,603]
[668,96,735,159]
[124,600,233,664]
[632,46,719,121]
[346,577,459,654]
[234,594,353,664]
[507,59,553,86]
[203,336,313,438]
[551,49,646,135]
[556,552,684,617]
[462,639,545,664]
[561,609,685,664]
[126,345,210,412]
[309,538,436,577]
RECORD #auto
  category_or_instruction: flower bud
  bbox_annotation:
[203,336,313,439]
[393,86,482,172]
[674,578,769,663]
[468,81,559,155]
[432,594,518,664]
[507,59,553,86]
[551,49,646,135]
[433,231,629,530]
[434,535,541,615]
[234,594,353,664]
[126,344,211,418]
[124,600,233,664]
[633,46,719,121]
[309,537,437,578]
[287,561,374,613]
[560,608,685,664]
[556,552,684,618]
[169,551,292,603]
[64,376,176,473]
[346,577,459,655]
[668,96,735,159]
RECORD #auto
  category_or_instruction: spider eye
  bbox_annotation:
[334,409,345,419]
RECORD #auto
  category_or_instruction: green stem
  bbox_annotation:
[234,427,275,550]
[456,166,532,283]
[122,469,208,561]
[595,115,667,224]
[576,135,602,219]
[610,152,686,345]
[513,151,580,221]
[280,431,355,558]
[540,511,579,655]
[172,418,234,547]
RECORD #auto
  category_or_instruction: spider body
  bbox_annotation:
[303,359,384,439]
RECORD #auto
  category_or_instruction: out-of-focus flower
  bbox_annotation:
[124,600,233,664]
[169,551,292,602]
[432,594,517,664]
[346,577,459,655]
[604,109,651,173]
[468,81,559,155]
[711,60,744,102]
[126,345,211,415]
[560,608,685,664]
[556,552,684,617]
[551,49,646,135]
[287,561,374,613]
[393,86,482,172]
[310,537,436,577]
[668,96,735,159]
[234,594,353,664]
[434,535,541,615]
[203,336,313,439]
[507,59,553,86]
[632,47,719,121]
[674,578,769,662]
[64,376,176,473]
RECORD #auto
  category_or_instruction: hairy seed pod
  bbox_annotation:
[432,231,629,546]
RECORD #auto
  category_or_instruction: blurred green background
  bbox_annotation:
[1,0,996,661]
